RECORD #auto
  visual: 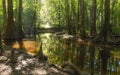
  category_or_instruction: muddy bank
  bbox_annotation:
[0,48,80,75]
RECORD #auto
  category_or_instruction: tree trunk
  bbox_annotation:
[2,0,7,34]
[0,30,3,55]
[58,0,61,30]
[97,0,111,43]
[79,0,86,38]
[33,0,37,38]
[17,0,24,39]
[3,0,15,45]
[17,0,24,48]
[90,0,97,37]
[71,0,77,35]
[1,0,7,55]
[65,0,71,34]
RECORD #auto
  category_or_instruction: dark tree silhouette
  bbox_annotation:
[2,0,15,45]
[97,0,111,42]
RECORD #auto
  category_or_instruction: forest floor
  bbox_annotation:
[0,44,82,75]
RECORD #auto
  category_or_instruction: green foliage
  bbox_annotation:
[112,25,120,34]
[22,0,42,28]
[0,3,3,29]
[0,15,3,29]
[0,0,120,37]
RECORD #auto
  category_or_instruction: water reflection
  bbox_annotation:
[39,33,120,75]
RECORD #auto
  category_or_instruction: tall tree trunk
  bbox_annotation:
[0,32,2,55]
[77,0,80,34]
[32,0,37,38]
[90,0,97,37]
[17,0,24,48]
[71,0,77,35]
[1,0,7,55]
[79,0,86,38]
[2,0,7,34]
[3,0,15,45]
[58,0,61,30]
[18,0,24,39]
[65,0,71,34]
[97,0,111,42]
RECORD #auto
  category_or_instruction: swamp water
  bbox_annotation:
[12,33,120,75]
[39,33,120,75]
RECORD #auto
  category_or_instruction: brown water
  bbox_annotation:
[12,39,39,54]
[21,33,119,75]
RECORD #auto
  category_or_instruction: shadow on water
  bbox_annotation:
[38,33,120,75]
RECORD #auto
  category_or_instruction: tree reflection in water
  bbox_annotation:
[39,33,120,75]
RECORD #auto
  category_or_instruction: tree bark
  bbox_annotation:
[65,0,72,34]
[71,0,77,35]
[90,0,97,37]
[17,0,24,48]
[2,0,7,34]
[79,0,86,38]
[17,0,24,39]
[0,30,2,55]
[3,0,15,45]
[97,0,111,42]
[1,0,7,55]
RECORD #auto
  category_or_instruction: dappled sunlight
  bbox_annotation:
[41,33,51,45]
[40,0,52,29]
[41,0,46,4]
[0,64,12,75]
[32,69,47,75]
[45,23,51,28]
[44,33,51,38]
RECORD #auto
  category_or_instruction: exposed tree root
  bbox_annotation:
[61,62,81,75]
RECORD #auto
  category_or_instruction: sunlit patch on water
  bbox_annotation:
[12,39,40,55]
[23,40,37,54]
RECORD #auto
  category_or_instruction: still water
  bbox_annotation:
[39,33,120,75]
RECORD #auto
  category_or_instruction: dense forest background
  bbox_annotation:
[0,0,120,46]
